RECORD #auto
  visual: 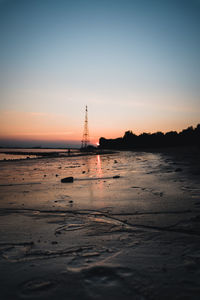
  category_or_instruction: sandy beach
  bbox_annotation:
[0,149,200,299]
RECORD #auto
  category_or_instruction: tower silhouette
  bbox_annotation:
[81,105,90,149]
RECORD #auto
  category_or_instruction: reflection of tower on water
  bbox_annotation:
[81,105,90,149]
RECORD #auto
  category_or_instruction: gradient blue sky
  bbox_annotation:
[0,0,200,146]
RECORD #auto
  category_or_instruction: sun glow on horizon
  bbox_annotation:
[0,108,199,147]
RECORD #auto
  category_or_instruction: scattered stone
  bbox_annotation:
[55,174,59,177]
[61,176,74,183]
[175,168,182,172]
[131,186,140,189]
[114,160,118,163]
[69,200,73,203]
[51,241,58,245]
[44,174,47,177]
[113,175,120,179]
[82,171,86,174]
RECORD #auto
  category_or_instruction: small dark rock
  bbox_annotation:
[82,171,86,174]
[61,176,74,183]
[69,200,73,203]
[114,160,118,163]
[131,186,140,189]
[51,241,58,245]
[113,175,120,179]
[55,174,59,177]
[44,174,47,177]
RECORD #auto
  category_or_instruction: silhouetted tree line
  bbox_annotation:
[99,124,200,150]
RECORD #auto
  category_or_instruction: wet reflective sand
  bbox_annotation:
[0,150,200,299]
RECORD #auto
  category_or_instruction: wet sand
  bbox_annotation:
[0,149,200,299]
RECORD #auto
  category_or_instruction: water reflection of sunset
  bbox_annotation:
[96,155,102,178]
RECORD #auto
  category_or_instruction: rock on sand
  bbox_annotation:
[61,177,74,183]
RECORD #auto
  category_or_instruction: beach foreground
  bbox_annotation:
[0,149,200,299]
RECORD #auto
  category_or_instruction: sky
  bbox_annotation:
[0,0,200,147]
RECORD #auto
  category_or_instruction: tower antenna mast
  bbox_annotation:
[81,105,90,149]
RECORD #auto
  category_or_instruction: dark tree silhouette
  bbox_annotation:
[99,124,200,149]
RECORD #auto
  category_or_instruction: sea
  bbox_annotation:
[0,148,80,161]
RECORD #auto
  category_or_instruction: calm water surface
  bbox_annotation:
[0,148,79,160]
[0,151,191,214]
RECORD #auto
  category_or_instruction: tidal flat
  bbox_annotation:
[0,149,200,300]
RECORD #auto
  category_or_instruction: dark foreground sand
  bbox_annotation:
[0,148,200,299]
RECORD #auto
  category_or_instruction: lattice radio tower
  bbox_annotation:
[81,105,90,149]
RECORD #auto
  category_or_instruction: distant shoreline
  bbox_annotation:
[0,148,116,162]
[0,147,80,150]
